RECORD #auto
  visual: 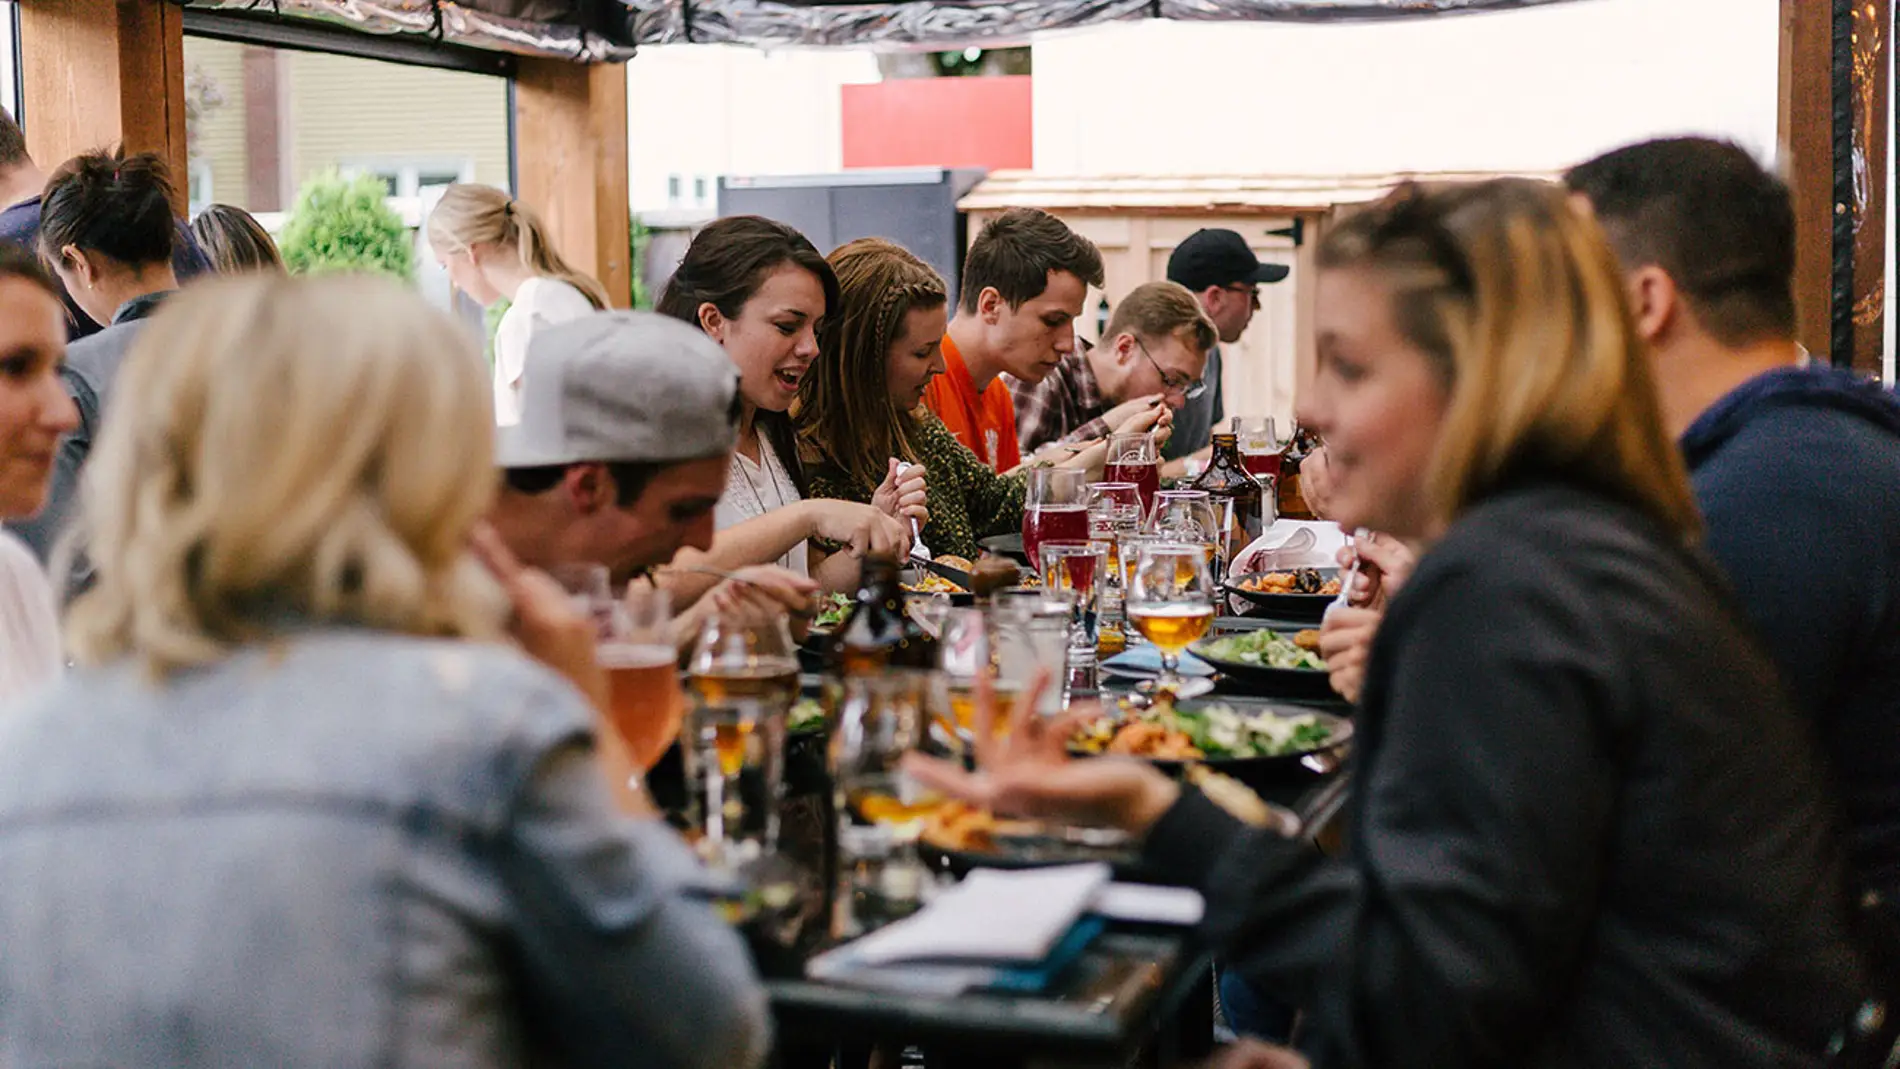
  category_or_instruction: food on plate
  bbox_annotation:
[811,592,853,630]
[1196,628,1327,671]
[1234,568,1342,596]
[1071,693,1335,760]
[789,697,827,733]
[921,801,1004,851]
[904,571,965,595]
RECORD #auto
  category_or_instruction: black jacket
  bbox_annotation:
[1681,365,1900,899]
[1144,480,1867,1069]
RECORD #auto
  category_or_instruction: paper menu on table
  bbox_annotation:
[848,863,1112,967]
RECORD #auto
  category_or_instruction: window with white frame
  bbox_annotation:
[339,158,474,226]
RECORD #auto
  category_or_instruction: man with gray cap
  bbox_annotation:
[1163,228,1290,468]
[488,311,814,622]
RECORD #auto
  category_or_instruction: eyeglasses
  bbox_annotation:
[1134,337,1208,401]
[1221,283,1262,310]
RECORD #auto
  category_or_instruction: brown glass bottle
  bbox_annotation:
[828,555,939,676]
[1277,425,1320,521]
[1191,429,1265,559]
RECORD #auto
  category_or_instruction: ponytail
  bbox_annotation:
[508,201,611,311]
[425,183,611,310]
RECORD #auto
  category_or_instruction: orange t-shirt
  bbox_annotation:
[924,334,1023,472]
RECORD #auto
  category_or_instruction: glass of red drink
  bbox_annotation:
[1023,468,1089,572]
[1105,433,1160,515]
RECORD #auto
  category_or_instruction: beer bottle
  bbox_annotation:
[829,555,939,676]
[1191,422,1266,560]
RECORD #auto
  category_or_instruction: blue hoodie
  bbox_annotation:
[1680,364,1900,899]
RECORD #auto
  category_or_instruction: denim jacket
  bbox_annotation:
[0,629,770,1068]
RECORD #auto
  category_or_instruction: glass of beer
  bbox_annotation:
[599,586,685,773]
[684,614,799,872]
[553,562,616,640]
[832,672,943,924]
[1125,541,1216,692]
[935,608,1014,753]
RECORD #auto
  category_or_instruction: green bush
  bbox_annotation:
[278,170,416,280]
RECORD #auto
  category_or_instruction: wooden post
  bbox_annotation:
[17,0,187,211]
[513,58,632,308]
[1780,0,1892,373]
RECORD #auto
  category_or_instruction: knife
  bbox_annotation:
[908,553,975,591]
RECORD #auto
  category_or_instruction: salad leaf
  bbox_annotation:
[1197,629,1325,671]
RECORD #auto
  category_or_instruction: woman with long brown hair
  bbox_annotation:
[797,237,1022,562]
[908,179,1869,1067]
[656,216,917,598]
[427,184,609,426]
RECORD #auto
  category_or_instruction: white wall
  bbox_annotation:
[625,44,880,213]
[1032,0,1783,178]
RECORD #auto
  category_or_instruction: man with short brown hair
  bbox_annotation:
[1011,280,1217,454]
[926,208,1106,471]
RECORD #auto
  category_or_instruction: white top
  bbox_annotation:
[714,433,810,578]
[492,277,598,426]
[0,531,60,706]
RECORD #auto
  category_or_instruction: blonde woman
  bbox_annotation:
[0,274,768,1068]
[427,183,610,425]
[909,180,1868,1067]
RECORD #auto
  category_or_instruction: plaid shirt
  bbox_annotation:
[1009,348,1115,456]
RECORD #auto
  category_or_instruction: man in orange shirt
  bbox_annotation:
[927,208,1105,471]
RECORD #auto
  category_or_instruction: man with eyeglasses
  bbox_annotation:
[1163,228,1291,466]
[1011,280,1217,456]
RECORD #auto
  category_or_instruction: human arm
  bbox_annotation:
[663,499,909,605]
[913,560,1621,1068]
[502,721,771,1069]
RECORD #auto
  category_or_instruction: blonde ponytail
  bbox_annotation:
[425,184,612,310]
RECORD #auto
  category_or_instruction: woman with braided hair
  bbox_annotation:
[796,238,1024,562]
[427,183,609,426]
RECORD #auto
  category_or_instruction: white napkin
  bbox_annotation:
[1229,520,1346,581]
[844,863,1111,967]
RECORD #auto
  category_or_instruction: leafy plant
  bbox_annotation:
[278,170,416,280]
[629,216,652,310]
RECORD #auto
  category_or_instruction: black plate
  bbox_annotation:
[918,824,1149,880]
[978,533,1030,564]
[1079,696,1352,795]
[1222,568,1341,623]
[1192,632,1336,699]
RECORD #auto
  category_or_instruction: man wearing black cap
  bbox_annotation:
[1164,228,1290,463]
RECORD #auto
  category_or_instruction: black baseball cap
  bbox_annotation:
[1166,228,1290,291]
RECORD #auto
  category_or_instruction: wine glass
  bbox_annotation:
[1038,540,1108,683]
[685,614,800,870]
[1023,467,1089,573]
[1105,433,1160,515]
[832,672,943,924]
[1235,416,1286,484]
[1125,541,1216,692]
[1149,488,1226,577]
[599,586,684,772]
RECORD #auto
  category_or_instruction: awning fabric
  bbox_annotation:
[175,0,1591,61]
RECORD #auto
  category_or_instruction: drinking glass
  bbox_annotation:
[1104,433,1161,515]
[991,590,1075,718]
[1235,416,1286,484]
[1125,541,1216,692]
[1023,467,1089,573]
[935,608,998,752]
[684,615,800,871]
[832,672,943,926]
[1038,541,1108,687]
[551,562,615,640]
[1149,488,1226,577]
[599,586,684,772]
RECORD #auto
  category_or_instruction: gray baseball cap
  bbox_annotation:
[496,311,742,468]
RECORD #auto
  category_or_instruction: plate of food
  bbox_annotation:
[1223,567,1341,622]
[1071,692,1351,791]
[917,800,1147,878]
[809,592,854,635]
[1190,627,1335,698]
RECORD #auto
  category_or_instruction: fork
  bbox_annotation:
[1325,527,1372,620]
[894,459,931,562]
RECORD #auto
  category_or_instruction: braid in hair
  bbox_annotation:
[795,239,948,493]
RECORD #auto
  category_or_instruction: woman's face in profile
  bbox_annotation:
[0,278,79,519]
[1299,266,1448,539]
